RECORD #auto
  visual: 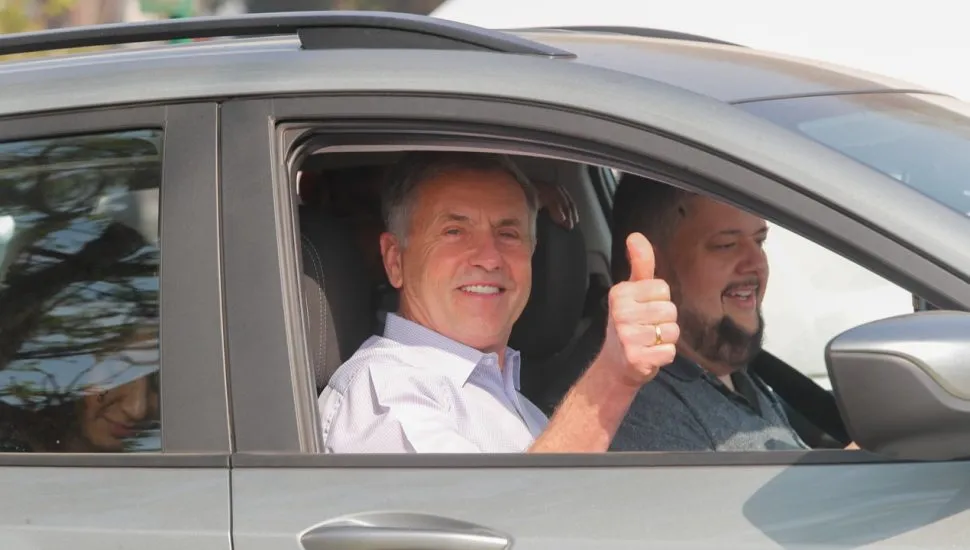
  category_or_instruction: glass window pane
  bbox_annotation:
[738,92,970,218]
[0,130,162,453]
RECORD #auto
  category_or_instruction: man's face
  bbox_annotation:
[380,169,533,355]
[660,196,769,371]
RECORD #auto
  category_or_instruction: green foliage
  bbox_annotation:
[0,0,76,34]
[0,0,108,61]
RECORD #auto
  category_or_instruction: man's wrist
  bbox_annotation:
[533,352,647,453]
[582,354,643,407]
[587,352,647,394]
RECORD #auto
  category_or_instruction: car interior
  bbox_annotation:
[292,147,853,451]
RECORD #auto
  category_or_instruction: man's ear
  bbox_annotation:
[380,232,404,289]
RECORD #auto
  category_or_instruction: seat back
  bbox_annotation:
[511,212,603,412]
[299,205,376,391]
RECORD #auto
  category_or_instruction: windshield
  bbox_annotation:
[738,92,970,217]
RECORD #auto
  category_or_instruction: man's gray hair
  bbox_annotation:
[380,151,539,247]
[610,173,695,281]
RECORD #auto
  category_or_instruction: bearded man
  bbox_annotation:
[608,174,808,452]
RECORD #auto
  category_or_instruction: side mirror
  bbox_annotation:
[826,311,970,461]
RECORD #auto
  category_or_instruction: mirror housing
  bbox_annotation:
[826,311,970,461]
[912,294,940,312]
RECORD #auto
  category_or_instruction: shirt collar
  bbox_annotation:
[665,354,757,388]
[663,354,753,386]
[662,355,707,382]
[383,313,521,388]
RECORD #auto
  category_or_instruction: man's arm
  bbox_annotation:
[529,233,680,453]
[530,363,641,452]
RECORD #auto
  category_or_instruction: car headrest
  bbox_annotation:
[510,212,588,359]
[299,205,375,392]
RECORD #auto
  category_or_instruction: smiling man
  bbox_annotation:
[608,174,810,452]
[318,152,681,454]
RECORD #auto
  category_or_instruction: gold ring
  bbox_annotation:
[654,324,663,346]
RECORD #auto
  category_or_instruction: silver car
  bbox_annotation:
[1,11,969,549]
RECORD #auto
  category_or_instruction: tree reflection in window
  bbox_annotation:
[0,130,162,453]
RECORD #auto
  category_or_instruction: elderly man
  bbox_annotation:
[608,174,813,452]
[318,152,679,453]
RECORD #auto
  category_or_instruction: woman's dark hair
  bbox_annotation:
[0,398,79,452]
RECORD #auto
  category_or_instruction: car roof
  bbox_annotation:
[512,29,932,102]
[0,13,939,117]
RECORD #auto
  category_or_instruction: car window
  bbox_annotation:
[759,223,913,389]
[0,130,162,453]
[737,92,970,218]
[610,172,915,391]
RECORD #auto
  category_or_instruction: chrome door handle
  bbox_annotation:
[300,512,512,550]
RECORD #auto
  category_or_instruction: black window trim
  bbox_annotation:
[588,165,617,230]
[220,94,968,467]
[231,449,907,469]
[0,104,230,464]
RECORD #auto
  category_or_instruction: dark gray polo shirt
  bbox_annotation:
[610,356,809,452]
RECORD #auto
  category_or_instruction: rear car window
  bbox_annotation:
[0,130,162,453]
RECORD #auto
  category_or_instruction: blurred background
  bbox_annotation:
[0,0,447,34]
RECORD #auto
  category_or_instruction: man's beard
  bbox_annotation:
[673,285,765,371]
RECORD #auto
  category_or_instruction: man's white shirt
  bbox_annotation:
[318,313,550,453]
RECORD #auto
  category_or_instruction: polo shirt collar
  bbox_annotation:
[665,353,765,395]
[663,354,709,382]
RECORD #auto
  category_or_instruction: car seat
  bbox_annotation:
[299,204,376,392]
[511,212,609,414]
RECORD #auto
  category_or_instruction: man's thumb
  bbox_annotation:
[626,232,656,281]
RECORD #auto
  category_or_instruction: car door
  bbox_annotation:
[220,50,970,550]
[0,104,231,549]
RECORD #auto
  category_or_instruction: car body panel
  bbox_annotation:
[232,457,970,549]
[0,26,937,113]
[0,465,230,549]
[432,0,970,101]
[515,30,934,103]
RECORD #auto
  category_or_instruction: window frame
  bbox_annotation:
[220,93,970,468]
[587,165,617,231]
[0,104,229,466]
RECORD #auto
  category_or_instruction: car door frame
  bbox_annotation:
[0,102,231,461]
[220,89,970,463]
[0,102,231,549]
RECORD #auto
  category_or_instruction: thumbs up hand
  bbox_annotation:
[598,232,679,387]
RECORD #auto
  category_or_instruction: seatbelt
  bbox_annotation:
[750,350,851,445]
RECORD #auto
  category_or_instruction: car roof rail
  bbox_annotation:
[0,10,576,59]
[514,25,745,48]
